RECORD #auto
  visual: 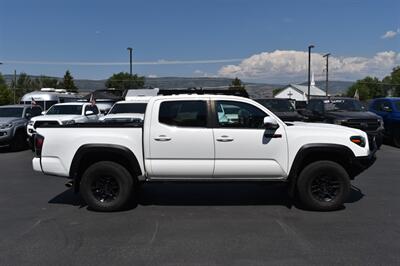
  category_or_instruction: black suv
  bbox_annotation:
[303,97,384,147]
[255,98,305,122]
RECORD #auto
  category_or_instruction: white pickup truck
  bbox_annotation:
[32,95,376,212]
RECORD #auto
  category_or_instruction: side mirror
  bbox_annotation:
[383,106,392,112]
[264,116,279,130]
[41,111,46,115]
[85,110,94,116]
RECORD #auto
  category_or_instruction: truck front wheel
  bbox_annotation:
[296,161,350,211]
[80,161,135,212]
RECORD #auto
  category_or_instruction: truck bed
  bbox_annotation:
[34,123,144,177]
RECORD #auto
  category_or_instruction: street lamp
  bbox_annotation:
[323,53,330,96]
[307,45,315,102]
[127,47,133,76]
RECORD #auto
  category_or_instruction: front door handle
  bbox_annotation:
[264,133,282,138]
[216,135,234,142]
[154,135,171,141]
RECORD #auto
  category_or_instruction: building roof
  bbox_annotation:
[285,84,326,96]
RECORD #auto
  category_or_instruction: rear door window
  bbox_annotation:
[159,100,207,127]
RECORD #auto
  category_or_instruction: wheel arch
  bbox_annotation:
[287,143,356,196]
[70,144,142,191]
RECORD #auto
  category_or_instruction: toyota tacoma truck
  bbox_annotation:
[32,95,376,212]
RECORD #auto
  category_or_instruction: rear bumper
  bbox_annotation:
[32,157,42,172]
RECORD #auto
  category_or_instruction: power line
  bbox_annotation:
[1,58,244,66]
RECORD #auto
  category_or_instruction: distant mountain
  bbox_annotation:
[2,73,352,98]
[2,74,282,98]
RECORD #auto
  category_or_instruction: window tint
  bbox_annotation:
[216,101,266,129]
[109,103,147,114]
[84,105,99,115]
[25,107,42,117]
[159,100,207,127]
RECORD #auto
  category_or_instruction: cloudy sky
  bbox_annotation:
[0,0,399,83]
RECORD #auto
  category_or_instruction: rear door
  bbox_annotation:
[147,98,214,178]
[212,100,288,179]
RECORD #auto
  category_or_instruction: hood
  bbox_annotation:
[0,117,25,125]
[102,113,144,120]
[274,111,304,121]
[325,111,380,120]
[31,115,83,123]
[290,121,365,135]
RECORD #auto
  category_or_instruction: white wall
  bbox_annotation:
[275,87,306,101]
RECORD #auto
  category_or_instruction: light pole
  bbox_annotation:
[323,53,330,96]
[127,47,133,76]
[307,45,315,102]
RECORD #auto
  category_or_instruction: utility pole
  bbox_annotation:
[323,53,330,96]
[307,45,315,102]
[13,70,17,104]
[127,47,133,76]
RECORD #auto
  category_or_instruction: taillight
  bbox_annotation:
[34,134,44,157]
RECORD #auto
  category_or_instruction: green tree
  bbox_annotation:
[0,73,12,105]
[60,70,78,92]
[346,76,384,100]
[383,66,400,96]
[229,77,245,90]
[11,73,35,100]
[228,77,248,97]
[105,72,145,90]
[273,88,283,96]
[37,75,59,89]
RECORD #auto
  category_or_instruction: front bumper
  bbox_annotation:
[365,128,384,149]
[0,128,14,146]
[349,139,377,179]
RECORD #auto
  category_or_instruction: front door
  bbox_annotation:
[213,100,288,179]
[148,99,214,178]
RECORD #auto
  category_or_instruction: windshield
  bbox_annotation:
[0,107,24,118]
[46,105,83,115]
[323,99,364,112]
[109,103,147,114]
[257,99,295,112]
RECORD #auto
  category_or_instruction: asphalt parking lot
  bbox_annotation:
[0,146,399,266]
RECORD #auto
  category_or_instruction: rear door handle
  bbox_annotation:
[154,135,171,141]
[216,135,234,142]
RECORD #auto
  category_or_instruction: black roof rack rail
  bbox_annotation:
[158,87,249,98]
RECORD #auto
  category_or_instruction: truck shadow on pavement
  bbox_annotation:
[48,183,364,211]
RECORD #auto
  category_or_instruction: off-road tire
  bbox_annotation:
[80,161,136,212]
[296,161,350,211]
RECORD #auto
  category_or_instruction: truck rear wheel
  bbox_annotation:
[296,161,350,211]
[80,161,135,212]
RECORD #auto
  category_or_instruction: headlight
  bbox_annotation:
[62,120,75,125]
[0,123,13,129]
[28,121,34,126]
[334,119,347,125]
[350,136,366,147]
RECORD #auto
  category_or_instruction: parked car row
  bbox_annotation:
[256,97,400,148]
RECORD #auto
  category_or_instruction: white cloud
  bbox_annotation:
[381,28,399,39]
[218,50,400,82]
[147,74,158,78]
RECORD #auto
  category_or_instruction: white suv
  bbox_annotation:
[27,102,100,137]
